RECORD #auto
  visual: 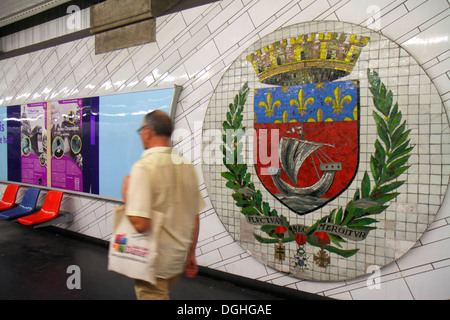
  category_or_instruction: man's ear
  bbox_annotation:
[144,127,154,140]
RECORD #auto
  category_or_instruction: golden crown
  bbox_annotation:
[247,32,370,86]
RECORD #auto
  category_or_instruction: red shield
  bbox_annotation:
[254,80,359,215]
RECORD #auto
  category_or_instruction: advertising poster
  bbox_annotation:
[20,102,48,186]
[50,99,84,192]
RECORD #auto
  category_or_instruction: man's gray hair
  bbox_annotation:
[142,110,173,137]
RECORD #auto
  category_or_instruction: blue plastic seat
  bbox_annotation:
[0,188,41,220]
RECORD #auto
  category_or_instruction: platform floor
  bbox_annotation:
[0,219,327,300]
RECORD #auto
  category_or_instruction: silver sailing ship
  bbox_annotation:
[268,125,342,213]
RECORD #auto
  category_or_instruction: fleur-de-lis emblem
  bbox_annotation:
[344,106,359,121]
[325,86,352,115]
[290,89,314,116]
[275,110,297,123]
[315,83,325,91]
[259,91,281,118]
[307,108,325,122]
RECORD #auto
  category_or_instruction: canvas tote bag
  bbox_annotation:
[107,205,160,284]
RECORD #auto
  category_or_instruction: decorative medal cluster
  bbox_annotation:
[274,226,331,272]
[274,228,329,270]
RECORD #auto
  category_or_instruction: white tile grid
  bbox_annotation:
[0,0,448,299]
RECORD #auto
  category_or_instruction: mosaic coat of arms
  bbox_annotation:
[203,22,449,281]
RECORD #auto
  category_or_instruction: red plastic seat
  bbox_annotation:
[0,184,21,211]
[18,191,64,226]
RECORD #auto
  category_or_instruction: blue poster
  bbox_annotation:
[98,88,174,199]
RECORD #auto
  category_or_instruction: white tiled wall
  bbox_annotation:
[0,0,449,299]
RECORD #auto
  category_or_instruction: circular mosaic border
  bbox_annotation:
[202,21,450,281]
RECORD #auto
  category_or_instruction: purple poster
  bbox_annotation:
[20,102,48,186]
[50,99,83,192]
